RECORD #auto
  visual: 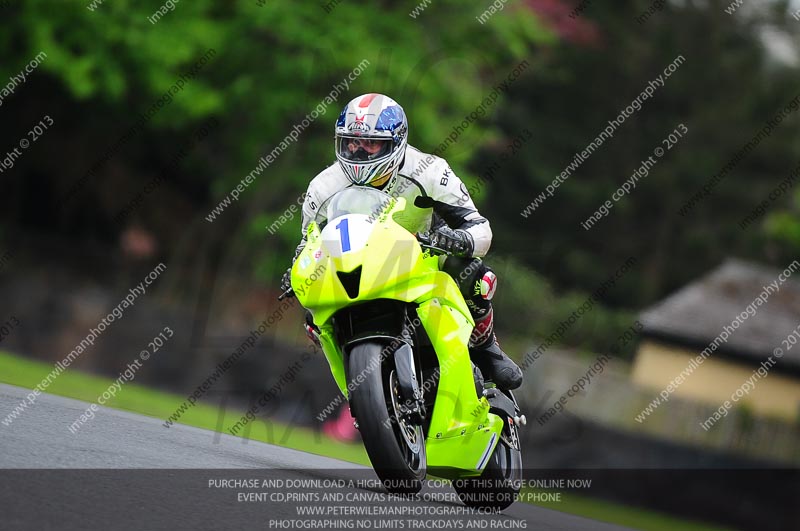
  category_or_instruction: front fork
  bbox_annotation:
[391,312,426,425]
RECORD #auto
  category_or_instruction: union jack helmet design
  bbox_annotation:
[335,93,408,188]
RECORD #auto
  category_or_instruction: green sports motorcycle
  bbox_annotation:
[285,187,524,511]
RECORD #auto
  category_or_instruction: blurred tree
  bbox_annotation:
[765,189,800,255]
[479,0,800,307]
[0,0,549,279]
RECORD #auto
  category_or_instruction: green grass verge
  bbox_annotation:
[0,351,732,531]
[0,350,369,465]
[521,488,734,531]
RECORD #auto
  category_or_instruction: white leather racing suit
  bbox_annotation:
[294,145,492,258]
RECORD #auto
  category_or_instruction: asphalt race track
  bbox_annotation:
[0,383,635,530]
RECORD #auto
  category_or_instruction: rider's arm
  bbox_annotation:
[281,179,325,295]
[292,170,331,262]
[427,160,492,257]
[292,189,316,262]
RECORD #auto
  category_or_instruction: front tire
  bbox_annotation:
[348,341,426,494]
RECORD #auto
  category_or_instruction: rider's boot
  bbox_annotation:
[469,307,523,391]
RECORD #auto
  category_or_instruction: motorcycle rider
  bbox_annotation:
[281,93,522,390]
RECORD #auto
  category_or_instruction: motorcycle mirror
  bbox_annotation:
[277,288,294,301]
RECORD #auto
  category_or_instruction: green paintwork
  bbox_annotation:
[291,194,503,474]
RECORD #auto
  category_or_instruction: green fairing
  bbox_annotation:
[291,195,503,474]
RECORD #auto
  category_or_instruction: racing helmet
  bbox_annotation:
[334,93,408,189]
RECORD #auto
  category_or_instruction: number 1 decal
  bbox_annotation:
[335,218,351,252]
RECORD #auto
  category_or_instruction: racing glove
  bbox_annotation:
[429,226,474,257]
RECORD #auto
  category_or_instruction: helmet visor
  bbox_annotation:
[336,135,393,163]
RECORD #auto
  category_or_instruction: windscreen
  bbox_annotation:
[312,187,393,230]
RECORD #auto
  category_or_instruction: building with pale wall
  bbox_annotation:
[632,259,800,421]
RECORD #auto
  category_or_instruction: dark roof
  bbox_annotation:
[639,258,800,371]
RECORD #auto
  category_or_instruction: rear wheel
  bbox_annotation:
[453,420,522,511]
[348,341,426,494]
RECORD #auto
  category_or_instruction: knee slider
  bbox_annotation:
[479,270,497,300]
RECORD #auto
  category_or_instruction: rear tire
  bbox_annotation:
[453,421,522,511]
[348,341,426,494]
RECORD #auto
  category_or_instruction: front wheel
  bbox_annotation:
[348,341,426,494]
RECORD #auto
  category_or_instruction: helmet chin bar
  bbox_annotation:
[339,141,404,187]
[369,172,392,188]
